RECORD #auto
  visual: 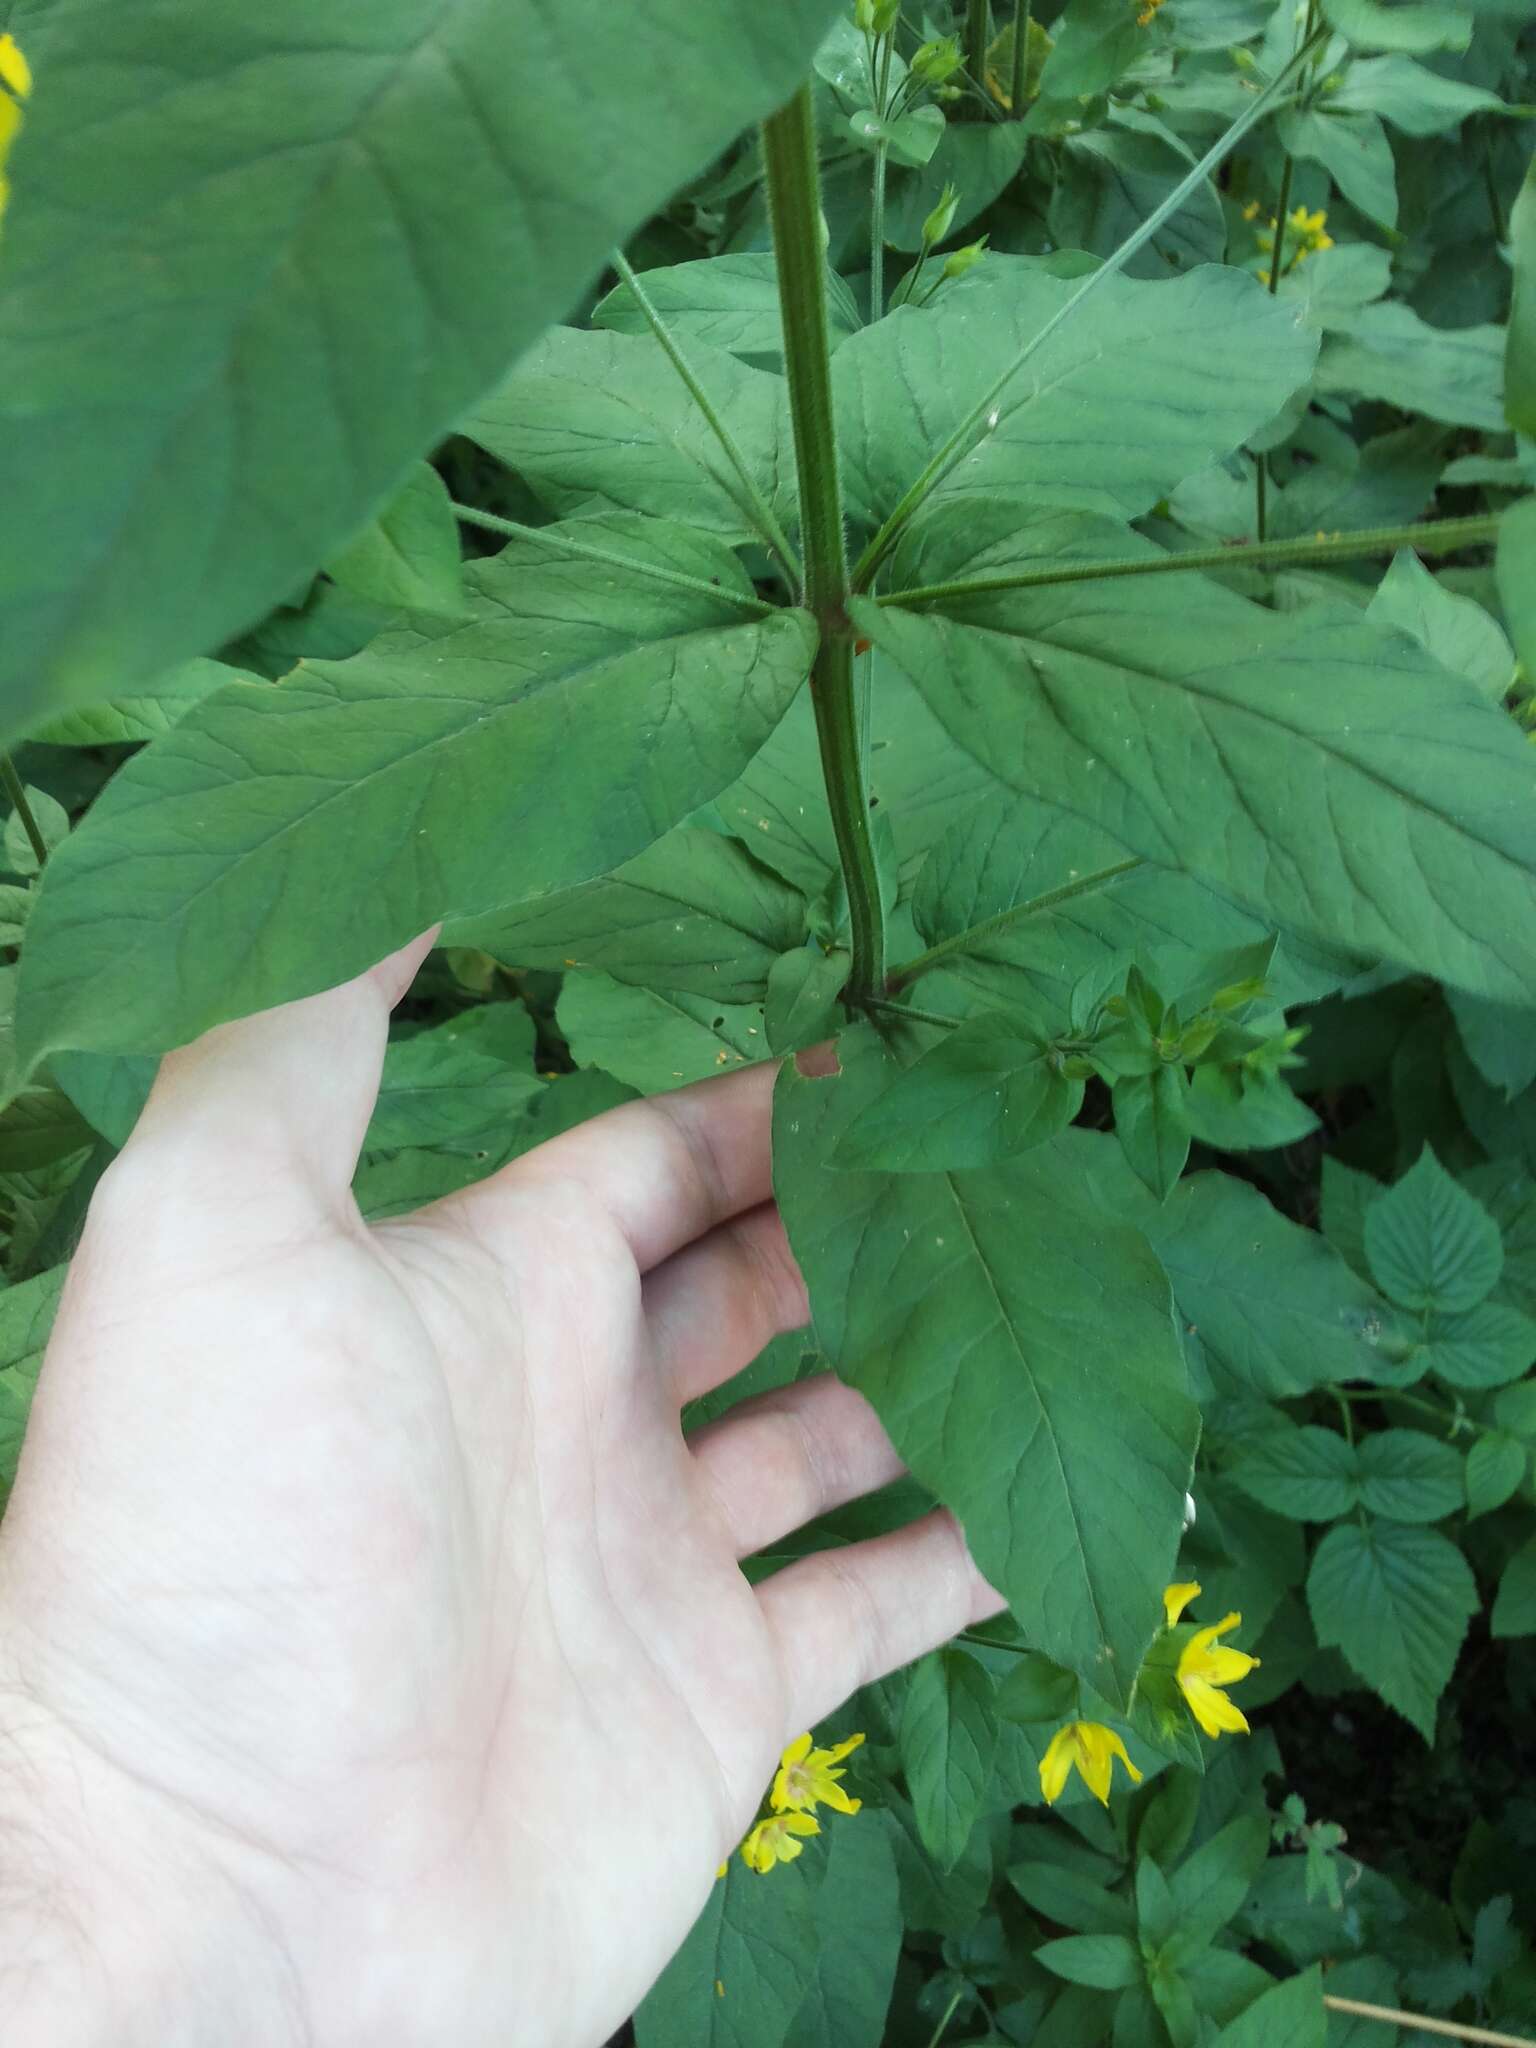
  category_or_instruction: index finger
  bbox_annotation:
[454,1057,781,1273]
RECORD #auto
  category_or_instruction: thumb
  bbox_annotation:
[124,932,438,1210]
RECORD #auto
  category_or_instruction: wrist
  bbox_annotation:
[0,1680,309,2048]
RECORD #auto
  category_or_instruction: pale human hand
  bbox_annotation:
[0,940,1001,2048]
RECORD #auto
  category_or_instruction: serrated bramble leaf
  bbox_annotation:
[0,0,839,733]
[1421,1299,1536,1390]
[13,527,814,1073]
[775,1026,1198,1700]
[1465,1432,1526,1519]
[1231,1426,1359,1521]
[1354,1430,1464,1523]
[1307,1520,1478,1738]
[1364,1148,1504,1313]
[860,507,1536,1003]
[1491,1535,1536,1639]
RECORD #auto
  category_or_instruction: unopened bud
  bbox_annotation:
[912,34,962,84]
[942,236,989,280]
[921,180,961,248]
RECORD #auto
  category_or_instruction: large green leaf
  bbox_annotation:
[858,505,1536,1002]
[774,1025,1198,1700]
[1366,550,1515,702]
[460,328,789,541]
[1306,1519,1477,1738]
[1316,304,1506,430]
[13,526,815,1072]
[634,1852,823,2048]
[1050,115,1227,279]
[449,829,806,1002]
[782,1819,903,2048]
[0,0,838,731]
[366,1003,542,1153]
[1363,1146,1503,1313]
[832,259,1317,535]
[592,253,861,360]
[1509,158,1536,440]
[557,972,768,1093]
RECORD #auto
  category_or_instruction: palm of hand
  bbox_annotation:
[0,945,998,2047]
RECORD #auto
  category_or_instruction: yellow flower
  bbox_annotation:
[1039,1720,1144,1807]
[1136,0,1166,25]
[771,1731,865,1816]
[1172,1592,1260,1738]
[740,1810,820,1874]
[0,33,30,99]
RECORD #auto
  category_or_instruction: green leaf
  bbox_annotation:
[1447,990,1536,1102]
[1465,1432,1526,1519]
[634,1850,823,2048]
[1214,1967,1325,2048]
[1050,115,1227,280]
[783,1819,903,2048]
[1330,53,1507,134]
[449,829,806,1003]
[50,1051,159,1149]
[593,253,860,360]
[1231,1426,1359,1521]
[899,1649,1000,1871]
[1509,159,1536,440]
[1276,109,1398,227]
[324,462,464,617]
[1421,1298,1536,1389]
[0,885,30,948]
[885,125,1031,252]
[0,1086,95,1171]
[1183,1064,1320,1154]
[1364,1148,1503,1313]
[0,1264,66,1502]
[833,260,1317,535]
[1366,550,1515,702]
[460,328,787,541]
[833,1015,1084,1172]
[1491,1534,1536,1639]
[1316,304,1506,430]
[1136,1857,1179,1951]
[1113,1067,1191,1203]
[558,972,766,1093]
[1035,1933,1144,1991]
[765,947,848,1056]
[1166,1815,1271,1953]
[26,658,248,749]
[1277,243,1394,332]
[849,103,945,169]
[3,786,66,877]
[774,1026,1198,1699]
[366,1004,541,1153]
[1321,0,1472,52]
[1031,0,1144,102]
[1355,1429,1464,1522]
[1009,1859,1137,1937]
[14,527,815,1070]
[861,506,1536,1005]
[1307,1520,1478,1737]
[0,0,838,733]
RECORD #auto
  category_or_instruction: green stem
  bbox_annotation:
[1010,0,1031,113]
[965,0,991,104]
[0,756,48,869]
[849,30,1326,590]
[888,857,1145,989]
[763,86,886,1003]
[609,250,801,581]
[451,503,774,614]
[866,994,966,1029]
[1336,1385,1489,1438]
[1255,151,1296,543]
[924,1985,967,2048]
[871,142,889,319]
[878,513,1500,607]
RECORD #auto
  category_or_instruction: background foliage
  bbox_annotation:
[1,0,1535,2040]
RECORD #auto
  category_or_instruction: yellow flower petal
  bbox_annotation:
[0,33,31,100]
[1164,1581,1201,1627]
[1039,1724,1077,1806]
[1182,1673,1252,1738]
[781,1732,813,1768]
[1039,1721,1141,1807]
[0,90,19,155]
[820,1733,865,1765]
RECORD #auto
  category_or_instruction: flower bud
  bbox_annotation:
[912,34,962,84]
[921,180,961,249]
[942,236,988,280]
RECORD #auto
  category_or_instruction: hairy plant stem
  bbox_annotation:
[763,86,887,1003]
[887,857,1145,990]
[849,29,1326,590]
[451,502,773,614]
[877,513,1500,607]
[1010,0,1031,113]
[0,755,48,868]
[870,142,890,318]
[609,250,800,581]
[965,0,992,104]
[1254,150,1296,543]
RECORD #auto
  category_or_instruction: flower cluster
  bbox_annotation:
[723,1730,865,1878]
[0,33,31,228]
[1038,1583,1259,1806]
[1243,199,1335,271]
